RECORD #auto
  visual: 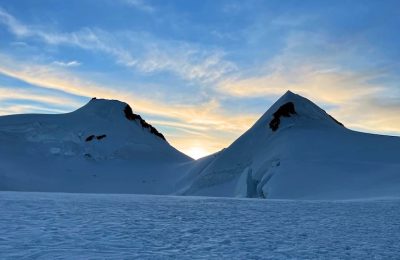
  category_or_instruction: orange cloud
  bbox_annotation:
[0,53,257,157]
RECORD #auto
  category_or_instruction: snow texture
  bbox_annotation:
[1,191,399,259]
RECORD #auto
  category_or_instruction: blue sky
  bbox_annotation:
[0,0,399,158]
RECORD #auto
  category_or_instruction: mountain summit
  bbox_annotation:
[0,98,190,193]
[74,98,166,140]
[1,91,400,199]
[180,90,400,199]
[254,90,344,133]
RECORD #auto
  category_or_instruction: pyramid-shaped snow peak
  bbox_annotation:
[180,90,400,200]
[254,91,344,132]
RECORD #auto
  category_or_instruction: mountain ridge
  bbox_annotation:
[0,90,399,199]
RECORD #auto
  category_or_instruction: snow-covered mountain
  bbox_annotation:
[1,91,400,199]
[180,91,400,199]
[0,98,192,194]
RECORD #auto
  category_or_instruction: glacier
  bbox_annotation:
[1,191,399,259]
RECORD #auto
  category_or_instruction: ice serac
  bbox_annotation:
[181,90,400,200]
[0,98,192,194]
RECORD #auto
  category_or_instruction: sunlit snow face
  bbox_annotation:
[186,146,208,160]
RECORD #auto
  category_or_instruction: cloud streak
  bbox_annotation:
[0,8,235,83]
[0,7,30,36]
[0,86,83,115]
[1,2,399,159]
[217,28,400,137]
[0,53,256,156]
[53,60,81,67]
[218,66,384,104]
[122,0,156,13]
[217,65,400,136]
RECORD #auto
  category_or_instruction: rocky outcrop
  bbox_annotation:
[269,102,297,131]
[328,114,344,127]
[96,134,107,140]
[85,134,107,142]
[124,105,166,141]
[85,135,95,142]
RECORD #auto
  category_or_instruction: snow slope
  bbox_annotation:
[180,91,400,199]
[1,92,400,199]
[0,98,192,194]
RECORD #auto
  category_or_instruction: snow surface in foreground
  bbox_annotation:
[1,192,399,259]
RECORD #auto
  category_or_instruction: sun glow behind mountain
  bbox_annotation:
[0,1,399,157]
[186,146,210,160]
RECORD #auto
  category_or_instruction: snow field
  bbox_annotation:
[1,192,399,259]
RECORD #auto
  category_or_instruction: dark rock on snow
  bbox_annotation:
[269,102,297,131]
[124,105,166,141]
[85,135,95,142]
[96,134,107,140]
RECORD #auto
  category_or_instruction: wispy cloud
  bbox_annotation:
[10,41,29,47]
[0,8,235,83]
[0,8,138,67]
[217,29,400,136]
[0,86,83,115]
[217,65,399,135]
[218,66,384,104]
[0,86,81,107]
[331,96,400,135]
[0,53,256,155]
[1,2,399,159]
[52,60,81,67]
[122,0,155,13]
[0,7,30,36]
[0,103,68,115]
[137,46,237,82]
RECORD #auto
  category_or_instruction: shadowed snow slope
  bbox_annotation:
[180,91,400,199]
[0,98,192,194]
[1,92,400,199]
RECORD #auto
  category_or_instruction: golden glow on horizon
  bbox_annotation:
[1,54,400,159]
[1,3,400,159]
[185,146,210,160]
[0,53,257,157]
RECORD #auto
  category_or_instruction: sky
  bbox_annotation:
[0,0,399,159]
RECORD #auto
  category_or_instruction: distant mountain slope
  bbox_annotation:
[0,98,192,194]
[180,91,400,199]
